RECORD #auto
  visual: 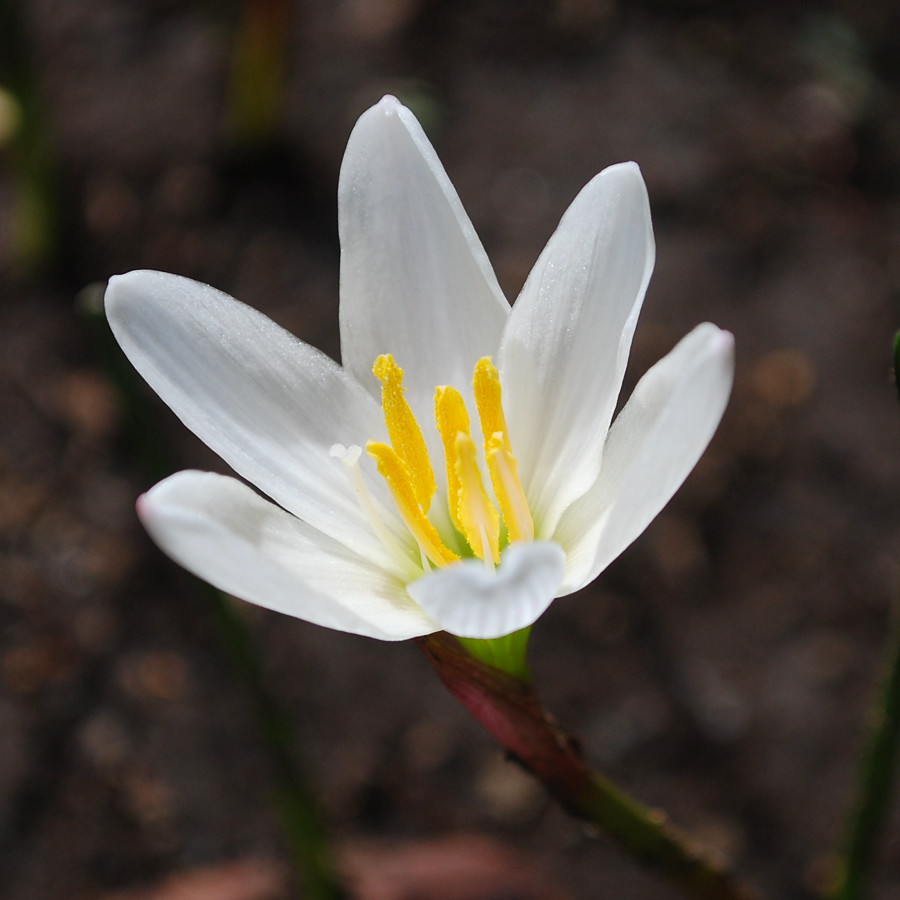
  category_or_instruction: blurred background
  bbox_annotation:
[1,1,899,898]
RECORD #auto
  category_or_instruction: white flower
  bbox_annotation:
[105,96,733,642]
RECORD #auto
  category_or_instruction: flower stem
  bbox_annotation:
[828,338,900,899]
[417,632,760,900]
[827,599,900,900]
[827,331,900,900]
[209,592,347,900]
[0,0,60,273]
[458,627,533,682]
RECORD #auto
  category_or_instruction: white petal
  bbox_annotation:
[338,96,509,415]
[105,270,399,567]
[555,324,734,592]
[499,163,655,535]
[407,541,566,639]
[139,471,438,641]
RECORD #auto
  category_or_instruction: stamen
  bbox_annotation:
[454,432,500,564]
[434,385,470,531]
[366,441,459,568]
[486,434,534,542]
[475,357,534,542]
[365,353,536,572]
[473,357,511,455]
[330,443,413,571]
[373,354,435,512]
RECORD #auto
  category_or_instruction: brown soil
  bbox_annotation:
[2,2,899,899]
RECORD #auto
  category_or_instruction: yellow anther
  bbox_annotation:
[434,386,471,531]
[366,353,534,572]
[486,434,534,543]
[475,357,533,543]
[454,432,500,565]
[366,442,459,567]
[473,357,511,455]
[373,354,435,512]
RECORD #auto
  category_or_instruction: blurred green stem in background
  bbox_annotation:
[829,600,900,900]
[0,0,59,273]
[893,331,899,404]
[80,285,347,900]
[209,589,347,900]
[827,332,900,900]
[225,0,293,149]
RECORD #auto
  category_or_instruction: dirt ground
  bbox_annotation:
[1,2,899,899]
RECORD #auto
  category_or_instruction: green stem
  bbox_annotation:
[892,331,899,404]
[828,336,900,899]
[458,626,533,682]
[827,603,900,900]
[0,0,60,273]
[417,633,760,900]
[827,602,900,900]
[209,593,347,900]
[225,0,292,149]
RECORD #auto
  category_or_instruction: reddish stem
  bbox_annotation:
[417,633,760,900]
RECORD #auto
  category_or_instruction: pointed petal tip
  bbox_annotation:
[136,469,203,521]
[356,94,405,131]
[694,322,736,359]
[716,328,735,357]
[345,96,415,161]
[104,269,197,316]
[669,324,735,394]
[136,481,172,533]
[606,160,642,176]
[104,272,140,327]
[573,163,651,229]
[590,159,645,187]
[106,268,160,292]
[104,269,145,310]
[377,94,402,112]
[573,161,651,229]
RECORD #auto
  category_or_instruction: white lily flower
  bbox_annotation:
[105,96,734,642]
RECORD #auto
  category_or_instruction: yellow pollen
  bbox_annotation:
[486,433,534,543]
[366,442,459,567]
[434,385,470,532]
[473,357,511,455]
[475,357,534,542]
[363,354,533,570]
[454,432,501,565]
[373,354,435,512]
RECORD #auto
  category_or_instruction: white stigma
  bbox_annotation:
[330,443,417,578]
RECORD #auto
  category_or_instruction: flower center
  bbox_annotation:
[364,354,533,570]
